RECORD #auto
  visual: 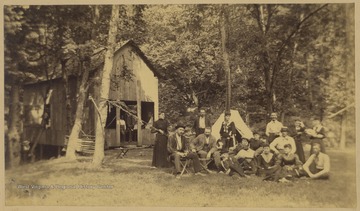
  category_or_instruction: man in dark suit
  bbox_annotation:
[193,108,212,137]
[190,127,221,171]
[168,124,206,179]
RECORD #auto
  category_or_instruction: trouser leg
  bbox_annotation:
[187,152,201,173]
[229,159,246,177]
[197,150,207,166]
[213,151,221,170]
[171,153,181,173]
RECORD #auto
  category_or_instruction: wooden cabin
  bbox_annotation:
[23,40,159,156]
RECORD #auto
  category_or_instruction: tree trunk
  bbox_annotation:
[220,5,231,112]
[62,60,72,134]
[305,53,313,110]
[66,62,90,160]
[339,112,346,150]
[7,84,21,168]
[92,5,119,167]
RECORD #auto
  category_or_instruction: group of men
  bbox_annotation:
[165,109,330,181]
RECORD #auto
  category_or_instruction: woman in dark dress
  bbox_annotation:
[290,119,307,163]
[151,113,171,168]
[276,144,303,182]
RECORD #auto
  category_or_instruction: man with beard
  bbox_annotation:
[193,108,212,137]
[168,124,206,179]
[265,112,283,144]
[190,127,222,172]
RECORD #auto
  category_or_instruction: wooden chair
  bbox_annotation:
[169,156,191,176]
[199,158,214,173]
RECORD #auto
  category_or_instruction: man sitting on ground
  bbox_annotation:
[190,127,222,172]
[167,124,206,179]
[221,153,250,178]
[249,132,265,157]
[234,138,257,175]
[302,143,330,179]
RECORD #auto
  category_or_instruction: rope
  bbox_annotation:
[107,100,148,126]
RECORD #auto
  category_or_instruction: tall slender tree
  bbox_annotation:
[92,5,120,167]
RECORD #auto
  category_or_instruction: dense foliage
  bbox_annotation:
[4,4,355,149]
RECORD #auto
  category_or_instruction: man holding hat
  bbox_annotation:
[265,112,283,144]
[270,127,296,155]
[167,124,206,179]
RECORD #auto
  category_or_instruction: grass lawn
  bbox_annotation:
[4,147,357,208]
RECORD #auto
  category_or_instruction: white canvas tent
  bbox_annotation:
[211,109,253,140]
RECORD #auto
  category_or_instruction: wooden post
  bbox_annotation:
[116,107,121,146]
[40,144,43,160]
[57,146,61,158]
[135,58,142,147]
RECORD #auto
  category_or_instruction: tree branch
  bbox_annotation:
[278,4,328,56]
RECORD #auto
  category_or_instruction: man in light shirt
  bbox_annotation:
[302,143,330,179]
[234,138,257,175]
[270,127,296,155]
[265,112,283,144]
[193,108,211,137]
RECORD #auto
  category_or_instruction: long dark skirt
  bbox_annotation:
[295,140,305,163]
[152,134,171,168]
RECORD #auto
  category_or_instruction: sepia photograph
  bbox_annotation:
[1,1,358,209]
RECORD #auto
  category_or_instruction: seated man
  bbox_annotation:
[167,124,206,179]
[270,127,296,155]
[257,143,281,181]
[302,143,330,179]
[234,138,257,175]
[276,144,303,182]
[190,127,222,172]
[220,153,250,178]
[249,132,265,157]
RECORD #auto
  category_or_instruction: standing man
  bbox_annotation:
[119,115,126,143]
[265,112,283,144]
[270,127,296,155]
[151,112,171,168]
[193,108,212,137]
[167,124,206,179]
[190,127,222,172]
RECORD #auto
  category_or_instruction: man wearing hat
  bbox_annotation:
[265,112,283,144]
[270,127,296,155]
[167,124,206,179]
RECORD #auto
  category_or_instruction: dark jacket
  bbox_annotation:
[167,133,188,154]
[193,116,211,135]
